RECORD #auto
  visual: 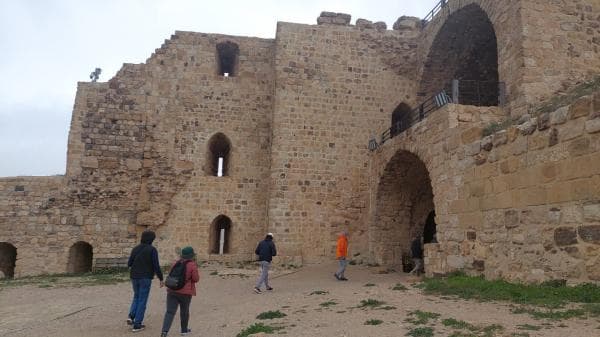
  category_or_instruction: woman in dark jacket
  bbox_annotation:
[160,246,200,337]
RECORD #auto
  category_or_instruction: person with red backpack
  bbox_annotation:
[160,246,199,337]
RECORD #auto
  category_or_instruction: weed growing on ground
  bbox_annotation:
[448,332,477,337]
[406,310,441,325]
[419,273,600,308]
[511,306,588,320]
[236,323,283,337]
[481,324,504,337]
[210,271,218,275]
[377,305,397,310]
[392,283,408,291]
[364,283,376,287]
[319,301,337,307]
[364,319,383,325]
[510,333,530,337]
[406,326,434,337]
[309,290,328,295]
[357,299,385,309]
[442,318,477,331]
[516,324,541,331]
[256,310,286,320]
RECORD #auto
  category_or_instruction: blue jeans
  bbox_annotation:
[129,278,152,325]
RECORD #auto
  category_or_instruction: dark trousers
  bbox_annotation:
[161,291,192,333]
[128,278,152,325]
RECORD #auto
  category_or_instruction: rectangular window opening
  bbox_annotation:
[217,157,224,177]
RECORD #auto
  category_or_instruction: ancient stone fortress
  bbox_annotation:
[1,0,599,282]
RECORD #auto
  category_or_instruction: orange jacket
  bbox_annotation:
[336,234,348,259]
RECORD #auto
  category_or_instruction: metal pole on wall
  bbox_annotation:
[452,79,459,104]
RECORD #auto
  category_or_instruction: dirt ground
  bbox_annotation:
[1,263,599,337]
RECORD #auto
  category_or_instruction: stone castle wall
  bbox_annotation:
[1,0,599,280]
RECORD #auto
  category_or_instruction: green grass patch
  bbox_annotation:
[319,301,337,307]
[256,310,286,320]
[511,306,586,320]
[236,323,283,337]
[516,324,541,331]
[449,333,477,337]
[406,327,434,337]
[482,118,514,137]
[310,290,328,295]
[510,333,530,337]
[442,318,477,331]
[365,319,383,325]
[481,324,503,337]
[392,283,408,291]
[419,273,600,308]
[0,268,129,288]
[364,283,376,287]
[357,299,386,309]
[209,271,218,275]
[406,310,441,325]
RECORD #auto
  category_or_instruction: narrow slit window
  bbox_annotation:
[216,41,239,77]
[206,133,231,177]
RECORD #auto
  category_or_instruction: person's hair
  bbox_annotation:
[140,230,156,244]
[265,234,273,240]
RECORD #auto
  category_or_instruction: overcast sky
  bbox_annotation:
[0,0,438,177]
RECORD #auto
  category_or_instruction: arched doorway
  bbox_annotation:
[419,4,499,106]
[209,215,232,255]
[391,103,413,137]
[372,151,435,269]
[67,241,93,273]
[206,133,232,177]
[0,242,17,279]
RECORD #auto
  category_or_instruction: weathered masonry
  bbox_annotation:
[1,0,599,283]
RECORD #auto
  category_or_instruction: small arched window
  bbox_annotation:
[216,41,239,77]
[0,242,17,279]
[209,215,232,255]
[206,133,232,177]
[67,241,93,273]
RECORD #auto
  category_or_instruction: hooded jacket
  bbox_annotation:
[255,237,277,262]
[128,231,164,280]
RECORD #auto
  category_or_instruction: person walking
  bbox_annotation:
[334,231,349,281]
[127,230,164,332]
[160,246,199,337]
[254,233,277,294]
[409,235,424,276]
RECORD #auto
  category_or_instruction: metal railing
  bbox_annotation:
[447,80,505,107]
[369,91,451,151]
[422,0,448,26]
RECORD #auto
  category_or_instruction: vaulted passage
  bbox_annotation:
[209,215,232,254]
[67,241,93,273]
[391,103,413,137]
[0,242,17,279]
[372,151,435,267]
[420,4,499,106]
[206,133,232,177]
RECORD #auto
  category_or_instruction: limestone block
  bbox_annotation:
[466,141,481,156]
[518,119,537,136]
[585,119,600,134]
[481,136,493,151]
[81,157,99,169]
[578,225,600,244]
[559,118,585,141]
[317,12,351,25]
[586,258,600,281]
[373,21,387,31]
[356,19,373,29]
[569,96,592,120]
[550,106,569,125]
[447,255,466,269]
[492,130,508,146]
[504,210,519,229]
[507,126,520,143]
[537,112,550,131]
[554,227,577,246]
[125,159,141,171]
[549,128,559,147]
[583,203,600,221]
[393,16,420,30]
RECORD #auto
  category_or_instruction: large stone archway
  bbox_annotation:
[419,3,499,106]
[371,150,435,267]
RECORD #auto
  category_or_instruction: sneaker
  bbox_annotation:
[340,277,349,281]
[160,332,168,337]
[254,287,262,294]
[126,317,134,325]
[132,324,145,332]
[181,328,192,336]
[334,273,340,280]
[266,286,273,291]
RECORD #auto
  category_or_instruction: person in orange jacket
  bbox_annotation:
[334,231,349,281]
